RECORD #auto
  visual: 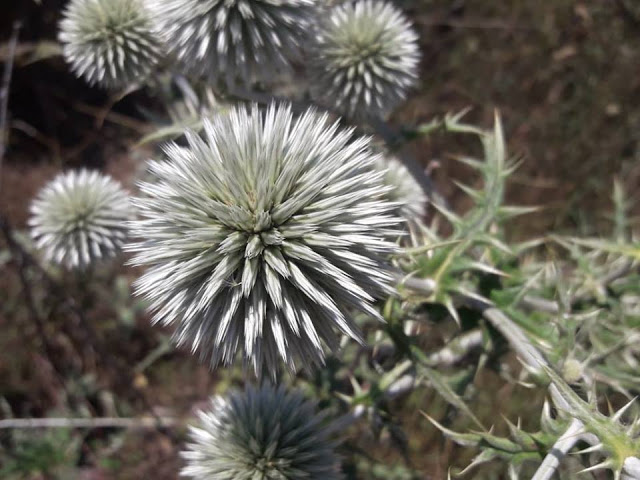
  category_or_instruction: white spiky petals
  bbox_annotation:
[310,0,420,120]
[29,170,131,269]
[375,155,427,221]
[145,0,319,85]
[59,0,160,89]
[129,103,403,375]
[182,384,343,480]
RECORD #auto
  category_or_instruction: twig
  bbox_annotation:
[11,119,62,159]
[0,21,21,190]
[0,215,72,396]
[70,98,150,133]
[134,336,173,373]
[426,329,483,366]
[482,307,548,373]
[0,416,178,430]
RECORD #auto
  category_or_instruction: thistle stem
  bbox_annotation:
[531,418,585,480]
[0,416,177,430]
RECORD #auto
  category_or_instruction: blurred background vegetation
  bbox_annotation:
[1,1,640,478]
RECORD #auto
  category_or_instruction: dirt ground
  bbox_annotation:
[1,1,639,478]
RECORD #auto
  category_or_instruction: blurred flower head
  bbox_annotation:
[145,0,319,85]
[29,170,131,269]
[310,0,420,120]
[129,103,402,375]
[59,0,160,89]
[182,384,343,480]
[375,155,427,221]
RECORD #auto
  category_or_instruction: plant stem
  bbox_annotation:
[0,416,178,430]
[531,418,585,480]
[0,20,21,186]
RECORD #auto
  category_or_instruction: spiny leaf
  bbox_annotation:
[421,413,482,447]
[417,363,484,430]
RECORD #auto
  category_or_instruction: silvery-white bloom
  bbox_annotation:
[29,170,131,269]
[129,103,402,375]
[145,0,319,85]
[59,0,160,89]
[375,155,427,220]
[310,0,420,120]
[182,384,343,480]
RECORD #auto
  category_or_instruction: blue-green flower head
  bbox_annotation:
[182,384,343,480]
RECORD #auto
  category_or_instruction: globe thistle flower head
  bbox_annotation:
[375,155,427,221]
[145,0,319,85]
[182,384,343,480]
[29,170,131,269]
[129,103,403,376]
[310,0,420,120]
[59,0,160,89]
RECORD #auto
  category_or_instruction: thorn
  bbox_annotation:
[614,468,622,480]
[613,397,637,423]
[578,460,614,474]
[626,417,640,436]
[348,375,363,396]
[444,297,460,327]
[334,392,353,404]
[571,443,603,455]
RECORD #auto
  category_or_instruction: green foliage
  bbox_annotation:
[385,111,640,477]
[0,428,81,479]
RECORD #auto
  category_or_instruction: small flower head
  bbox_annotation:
[145,0,319,85]
[375,155,427,221]
[59,0,160,89]
[310,0,420,120]
[182,384,343,480]
[29,170,131,269]
[129,104,402,375]
[561,358,584,384]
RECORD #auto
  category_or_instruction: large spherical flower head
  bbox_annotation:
[182,384,343,480]
[375,156,427,221]
[29,170,131,269]
[145,0,319,85]
[59,0,160,89]
[310,0,420,120]
[129,104,403,375]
